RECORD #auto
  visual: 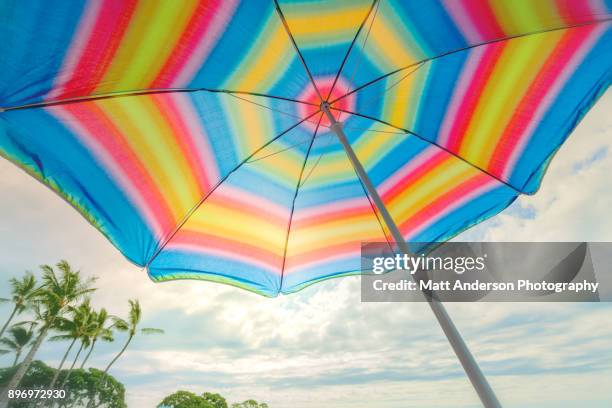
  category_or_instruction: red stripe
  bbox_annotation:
[151,1,224,87]
[292,205,374,228]
[172,230,284,269]
[444,42,506,153]
[60,103,176,232]
[556,0,599,25]
[285,241,363,270]
[461,0,505,40]
[202,193,289,228]
[149,94,213,193]
[56,0,137,99]
[398,173,491,237]
[381,151,449,203]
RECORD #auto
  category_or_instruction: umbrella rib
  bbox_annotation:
[331,107,524,195]
[227,93,320,124]
[144,111,321,269]
[273,0,324,102]
[330,17,612,105]
[0,88,316,112]
[279,113,323,293]
[327,0,379,101]
[354,168,396,252]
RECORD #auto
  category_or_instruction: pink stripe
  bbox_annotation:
[292,197,371,222]
[47,0,103,99]
[215,185,291,220]
[437,46,487,147]
[377,146,439,196]
[154,0,239,88]
[442,0,483,43]
[443,0,505,44]
[166,242,280,274]
[169,93,220,186]
[285,248,362,275]
[49,107,166,239]
[404,177,499,240]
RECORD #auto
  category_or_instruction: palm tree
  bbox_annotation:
[79,308,114,369]
[85,299,162,408]
[103,300,163,375]
[0,272,38,338]
[0,325,35,366]
[58,303,102,391]
[0,261,96,408]
[47,298,96,390]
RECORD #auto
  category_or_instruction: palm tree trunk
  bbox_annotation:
[47,343,85,408]
[102,334,132,375]
[0,325,49,408]
[79,340,96,369]
[46,339,75,392]
[0,305,18,338]
[12,350,21,367]
[85,335,133,408]
[59,342,84,388]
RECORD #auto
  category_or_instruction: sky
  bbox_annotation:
[0,90,611,408]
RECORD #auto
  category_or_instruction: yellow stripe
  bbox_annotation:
[224,16,294,93]
[489,0,560,34]
[382,63,429,130]
[289,216,383,251]
[255,150,304,188]
[301,150,356,186]
[458,32,562,166]
[223,97,275,159]
[354,133,404,168]
[283,2,370,45]
[366,2,426,72]
[387,158,474,222]
[98,0,199,92]
[100,97,198,221]
[188,203,287,253]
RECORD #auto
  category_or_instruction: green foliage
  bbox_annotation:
[202,392,228,408]
[0,264,162,408]
[0,361,126,408]
[158,390,214,408]
[6,272,38,313]
[34,261,97,329]
[231,400,269,408]
[113,299,164,337]
[0,326,34,365]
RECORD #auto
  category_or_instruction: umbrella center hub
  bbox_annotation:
[298,76,355,131]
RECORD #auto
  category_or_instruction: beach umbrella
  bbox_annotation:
[1,1,611,406]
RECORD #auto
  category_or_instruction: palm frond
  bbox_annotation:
[141,328,164,335]
[0,338,19,350]
[49,334,73,342]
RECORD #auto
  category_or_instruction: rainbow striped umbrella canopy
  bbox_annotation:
[1,1,611,297]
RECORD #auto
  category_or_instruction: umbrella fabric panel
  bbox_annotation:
[346,22,612,194]
[344,129,518,246]
[148,123,316,297]
[276,0,373,98]
[280,116,517,295]
[0,107,155,265]
[339,0,612,94]
[0,91,307,266]
[281,123,392,294]
[0,0,313,108]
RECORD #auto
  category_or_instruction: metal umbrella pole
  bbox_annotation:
[321,103,502,408]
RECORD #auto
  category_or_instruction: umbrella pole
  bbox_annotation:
[321,103,502,408]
